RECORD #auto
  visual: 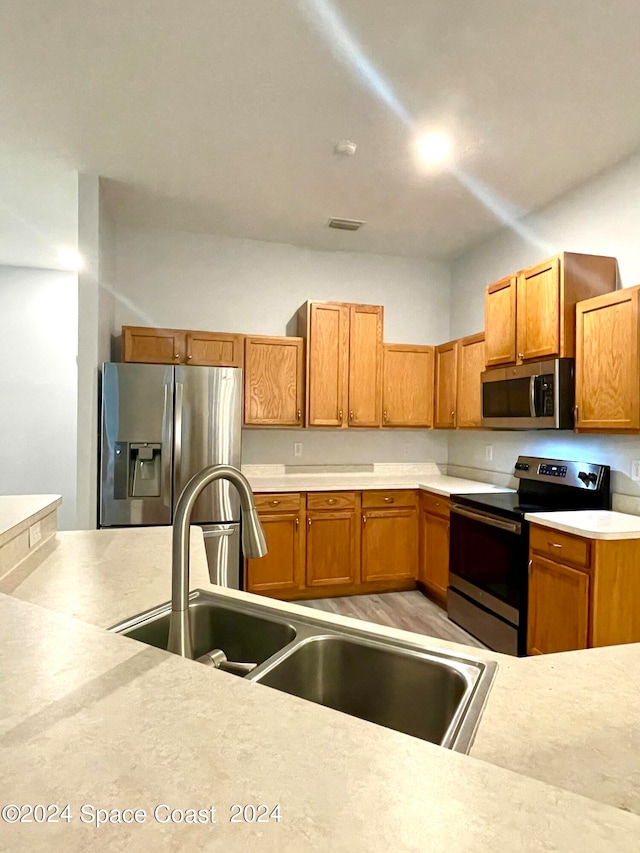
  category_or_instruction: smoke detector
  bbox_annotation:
[327,218,366,231]
[334,139,357,156]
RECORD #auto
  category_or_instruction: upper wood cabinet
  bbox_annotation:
[185,331,243,367]
[434,332,485,430]
[456,333,485,428]
[382,344,434,427]
[244,336,304,427]
[298,301,383,428]
[122,326,186,364]
[434,340,458,429]
[484,252,617,367]
[485,276,517,367]
[122,326,243,367]
[575,286,640,431]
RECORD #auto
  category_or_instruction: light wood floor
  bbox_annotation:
[300,590,486,650]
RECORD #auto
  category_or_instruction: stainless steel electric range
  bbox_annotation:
[447,456,611,656]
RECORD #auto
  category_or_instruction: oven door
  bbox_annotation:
[448,504,529,654]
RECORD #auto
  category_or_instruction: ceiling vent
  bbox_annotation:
[327,217,366,231]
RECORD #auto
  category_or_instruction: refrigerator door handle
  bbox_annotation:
[162,380,173,508]
[202,528,234,538]
[174,380,184,495]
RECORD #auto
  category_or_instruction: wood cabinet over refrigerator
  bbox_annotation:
[484,252,617,368]
[122,326,244,367]
[298,301,383,428]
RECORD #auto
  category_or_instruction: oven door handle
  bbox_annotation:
[529,375,537,418]
[451,504,522,535]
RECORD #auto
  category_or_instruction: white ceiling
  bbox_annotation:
[2,0,640,259]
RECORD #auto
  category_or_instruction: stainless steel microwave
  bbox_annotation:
[481,359,575,429]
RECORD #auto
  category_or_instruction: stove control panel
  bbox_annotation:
[538,463,567,478]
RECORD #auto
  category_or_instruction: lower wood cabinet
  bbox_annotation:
[247,489,421,599]
[245,494,304,595]
[418,492,450,606]
[527,523,640,654]
[306,509,359,588]
[527,555,589,655]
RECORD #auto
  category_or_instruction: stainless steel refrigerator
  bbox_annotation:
[99,362,243,588]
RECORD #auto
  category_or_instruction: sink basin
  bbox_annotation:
[111,591,297,666]
[252,635,478,748]
[110,590,496,753]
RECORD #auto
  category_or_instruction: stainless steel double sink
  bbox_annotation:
[110,590,497,754]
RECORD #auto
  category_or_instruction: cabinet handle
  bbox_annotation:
[295,517,299,531]
[518,352,524,359]
[175,353,180,359]
[269,499,280,506]
[350,410,354,421]
[363,514,367,525]
[383,496,394,503]
[550,542,562,549]
[383,410,388,424]
[327,498,336,505]
[187,354,193,360]
[307,517,311,528]
[339,409,343,422]
[297,409,302,420]
[450,410,455,418]
[574,404,579,423]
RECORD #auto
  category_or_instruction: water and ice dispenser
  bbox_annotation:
[113,442,163,499]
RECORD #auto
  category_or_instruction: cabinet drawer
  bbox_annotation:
[530,526,591,569]
[362,489,417,509]
[255,493,302,513]
[420,491,450,519]
[306,492,356,511]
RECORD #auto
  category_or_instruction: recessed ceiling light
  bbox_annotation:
[415,132,453,168]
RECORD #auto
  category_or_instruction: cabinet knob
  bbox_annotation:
[383,496,394,503]
[339,409,343,422]
[550,542,562,549]
[187,354,193,360]
[383,410,388,424]
[295,517,299,531]
[450,410,455,418]
[269,500,280,506]
[518,352,524,359]
[297,409,302,420]
[349,410,354,421]
[175,353,180,359]
[307,517,311,528]
[327,498,336,505]
[363,514,367,525]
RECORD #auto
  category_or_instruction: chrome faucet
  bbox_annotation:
[167,464,268,658]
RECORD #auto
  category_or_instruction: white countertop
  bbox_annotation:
[2,515,640,848]
[526,509,640,539]
[243,463,513,497]
[0,493,61,548]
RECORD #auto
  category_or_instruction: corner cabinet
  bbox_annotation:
[244,336,305,427]
[527,524,640,654]
[382,344,434,427]
[484,252,617,368]
[298,301,383,428]
[575,286,640,431]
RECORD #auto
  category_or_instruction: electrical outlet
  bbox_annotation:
[293,442,303,458]
[29,521,42,548]
[485,445,493,462]
[632,460,640,481]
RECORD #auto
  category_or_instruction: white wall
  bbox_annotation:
[449,151,640,497]
[113,226,451,465]
[0,266,78,528]
[0,153,78,270]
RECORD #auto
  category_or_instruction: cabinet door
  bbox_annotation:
[382,344,434,427]
[575,287,640,430]
[434,341,458,428]
[456,333,485,428]
[348,304,383,427]
[307,303,350,427]
[245,511,304,594]
[485,277,517,366]
[419,510,449,601]
[527,555,589,655]
[122,326,185,364]
[306,510,359,587]
[244,336,304,426]
[185,331,244,367]
[361,508,418,582]
[516,256,561,361]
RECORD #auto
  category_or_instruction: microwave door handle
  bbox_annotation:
[529,375,537,418]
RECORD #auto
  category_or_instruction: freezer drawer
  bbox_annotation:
[201,523,241,589]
